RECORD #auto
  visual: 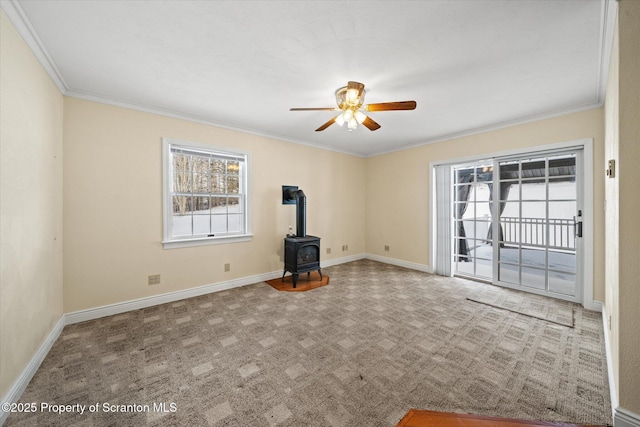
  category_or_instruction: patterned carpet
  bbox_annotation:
[466,291,575,328]
[5,260,612,426]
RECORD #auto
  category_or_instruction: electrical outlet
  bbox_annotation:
[224,263,231,272]
[384,245,390,252]
[606,159,615,178]
[326,248,331,254]
[342,244,348,251]
[148,274,161,286]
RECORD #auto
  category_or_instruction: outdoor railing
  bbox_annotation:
[500,216,575,250]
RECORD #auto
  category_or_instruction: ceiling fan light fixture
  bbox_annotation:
[291,80,416,132]
[346,88,360,104]
[335,86,365,110]
[347,110,358,131]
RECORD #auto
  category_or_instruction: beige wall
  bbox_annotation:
[366,108,605,302]
[0,10,64,399]
[62,98,366,312]
[613,0,640,415]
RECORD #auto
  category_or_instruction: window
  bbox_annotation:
[162,138,250,249]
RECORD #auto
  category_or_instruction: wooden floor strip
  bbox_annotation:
[396,409,605,427]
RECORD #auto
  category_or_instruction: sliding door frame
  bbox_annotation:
[429,138,596,310]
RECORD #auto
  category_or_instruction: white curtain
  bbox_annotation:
[434,164,453,276]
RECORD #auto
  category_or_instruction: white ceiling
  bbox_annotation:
[5,0,612,157]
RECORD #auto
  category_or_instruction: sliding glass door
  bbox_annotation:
[452,149,582,302]
[453,162,494,280]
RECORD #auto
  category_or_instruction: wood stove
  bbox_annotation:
[281,185,322,288]
[283,235,322,288]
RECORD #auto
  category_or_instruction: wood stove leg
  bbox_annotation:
[282,270,286,282]
[318,269,322,281]
[292,273,298,289]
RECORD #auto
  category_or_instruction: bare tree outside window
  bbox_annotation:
[166,142,247,240]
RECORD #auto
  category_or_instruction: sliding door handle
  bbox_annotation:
[573,216,583,238]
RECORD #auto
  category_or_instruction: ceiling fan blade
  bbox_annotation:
[315,117,337,131]
[364,101,417,112]
[290,107,338,111]
[361,116,381,131]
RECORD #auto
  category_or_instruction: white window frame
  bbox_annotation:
[162,137,251,249]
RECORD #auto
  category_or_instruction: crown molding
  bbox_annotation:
[66,88,366,158]
[368,101,604,157]
[2,0,616,159]
[0,0,68,93]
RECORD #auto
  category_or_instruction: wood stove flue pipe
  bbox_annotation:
[295,189,306,237]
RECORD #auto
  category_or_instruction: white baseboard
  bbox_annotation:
[599,307,640,427]
[322,253,366,268]
[602,304,619,413]
[0,315,65,426]
[66,253,367,325]
[607,305,640,427]
[365,253,432,273]
[584,299,603,312]
[65,270,283,325]
[616,407,640,427]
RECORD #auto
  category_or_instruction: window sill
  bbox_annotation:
[163,234,253,250]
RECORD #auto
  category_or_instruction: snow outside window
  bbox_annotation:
[162,138,251,249]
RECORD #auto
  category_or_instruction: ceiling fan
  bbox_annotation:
[290,81,417,132]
